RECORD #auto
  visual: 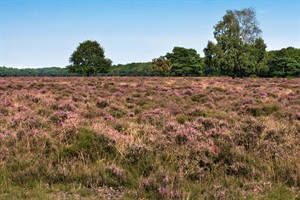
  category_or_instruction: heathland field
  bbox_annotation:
[0,77,299,199]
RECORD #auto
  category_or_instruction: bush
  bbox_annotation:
[96,100,109,108]
[109,107,127,118]
[247,105,279,116]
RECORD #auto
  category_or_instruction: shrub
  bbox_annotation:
[247,105,279,116]
[175,133,188,145]
[188,109,207,117]
[109,107,127,118]
[176,116,186,124]
[191,94,207,102]
[96,100,109,108]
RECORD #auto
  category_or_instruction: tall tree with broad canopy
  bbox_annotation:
[166,47,203,76]
[204,8,267,78]
[67,40,112,76]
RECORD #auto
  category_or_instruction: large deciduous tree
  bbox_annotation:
[204,8,267,78]
[67,40,112,76]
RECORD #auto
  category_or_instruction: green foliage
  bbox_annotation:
[107,62,153,76]
[59,128,118,161]
[1,47,299,78]
[109,107,127,118]
[268,47,300,63]
[204,8,267,78]
[262,187,295,200]
[247,105,279,116]
[0,66,75,77]
[67,40,112,76]
[251,38,269,76]
[176,115,188,124]
[151,56,172,76]
[267,47,300,77]
[0,63,153,77]
[124,145,157,177]
[166,47,204,76]
[188,109,207,117]
[249,74,259,78]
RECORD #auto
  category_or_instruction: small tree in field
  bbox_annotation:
[67,40,112,76]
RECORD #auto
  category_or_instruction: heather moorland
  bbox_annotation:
[0,77,299,199]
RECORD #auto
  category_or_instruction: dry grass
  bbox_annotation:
[0,77,299,199]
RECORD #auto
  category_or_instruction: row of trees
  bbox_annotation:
[0,8,299,77]
[150,46,300,78]
[150,8,299,78]
[1,47,298,77]
[0,67,75,77]
[0,63,154,77]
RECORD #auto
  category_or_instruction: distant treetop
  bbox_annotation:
[67,40,112,76]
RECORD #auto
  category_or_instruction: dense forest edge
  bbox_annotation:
[0,47,299,78]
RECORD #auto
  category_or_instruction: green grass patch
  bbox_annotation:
[247,105,280,117]
[59,128,118,162]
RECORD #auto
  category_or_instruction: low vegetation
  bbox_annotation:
[0,77,299,199]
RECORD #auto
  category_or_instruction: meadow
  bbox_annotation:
[0,77,299,199]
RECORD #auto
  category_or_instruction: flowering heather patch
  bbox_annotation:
[0,77,299,199]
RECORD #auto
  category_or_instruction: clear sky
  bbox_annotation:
[0,0,299,68]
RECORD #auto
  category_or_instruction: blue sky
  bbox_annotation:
[0,0,299,68]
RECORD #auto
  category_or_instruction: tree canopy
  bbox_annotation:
[151,56,172,76]
[204,8,267,78]
[165,47,203,76]
[267,47,300,77]
[67,40,112,76]
[0,67,74,77]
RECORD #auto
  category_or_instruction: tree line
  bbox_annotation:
[1,46,298,78]
[0,67,74,77]
[0,8,299,78]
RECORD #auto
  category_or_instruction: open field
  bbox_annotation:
[0,77,299,199]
